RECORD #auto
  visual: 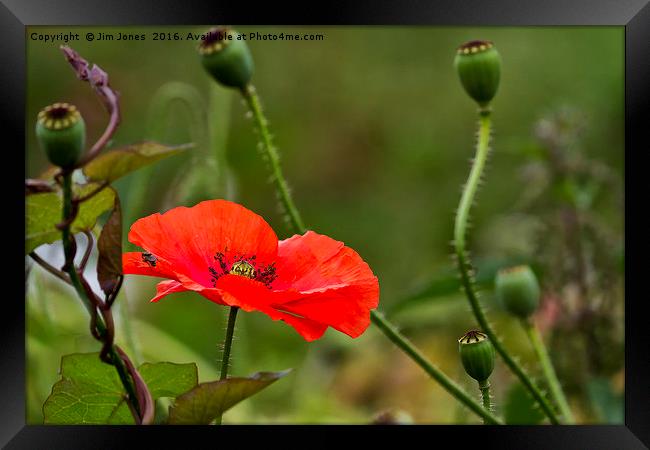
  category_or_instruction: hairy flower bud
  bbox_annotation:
[454,40,501,107]
[199,27,254,89]
[495,265,541,319]
[36,102,86,169]
[459,330,495,382]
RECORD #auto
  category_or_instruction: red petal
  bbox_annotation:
[185,275,328,341]
[122,252,176,279]
[271,231,380,337]
[274,231,378,292]
[127,200,278,287]
[151,280,188,303]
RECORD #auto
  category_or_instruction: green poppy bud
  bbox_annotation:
[495,265,541,319]
[36,102,86,169]
[454,40,501,107]
[199,27,254,89]
[459,330,495,382]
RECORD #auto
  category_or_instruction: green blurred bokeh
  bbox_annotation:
[26,26,624,424]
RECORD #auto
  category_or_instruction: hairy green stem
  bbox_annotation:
[478,379,492,425]
[371,311,503,424]
[522,319,575,423]
[240,84,306,234]
[237,85,504,424]
[60,172,141,422]
[453,110,560,424]
[215,306,239,425]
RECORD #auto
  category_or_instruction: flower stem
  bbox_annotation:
[238,84,504,424]
[478,379,492,425]
[521,319,575,423]
[453,109,560,424]
[215,306,239,425]
[371,311,503,424]
[240,84,306,234]
[220,306,239,380]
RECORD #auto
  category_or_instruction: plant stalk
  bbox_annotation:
[453,109,560,424]
[522,319,575,423]
[215,306,239,425]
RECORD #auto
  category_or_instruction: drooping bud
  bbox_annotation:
[198,27,254,89]
[495,265,541,319]
[36,102,86,169]
[458,330,495,382]
[454,40,501,108]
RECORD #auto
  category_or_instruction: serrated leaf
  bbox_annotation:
[43,352,198,424]
[97,195,122,295]
[168,370,291,424]
[503,381,546,425]
[83,142,191,183]
[25,184,115,254]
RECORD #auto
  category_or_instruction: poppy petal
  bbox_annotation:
[127,200,279,287]
[122,252,176,279]
[270,231,379,337]
[191,275,328,341]
[272,283,379,338]
[274,231,378,292]
[151,279,188,303]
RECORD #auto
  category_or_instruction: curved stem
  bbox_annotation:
[215,306,239,425]
[478,379,492,425]
[371,311,503,424]
[60,172,142,423]
[240,84,306,234]
[522,319,575,423]
[453,110,560,424]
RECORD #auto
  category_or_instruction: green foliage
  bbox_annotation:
[586,378,623,424]
[83,142,191,183]
[43,353,197,424]
[25,184,115,254]
[168,370,291,424]
[503,382,546,424]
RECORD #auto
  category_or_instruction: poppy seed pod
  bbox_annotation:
[454,40,501,107]
[458,330,495,382]
[495,265,541,319]
[36,102,86,169]
[199,27,254,89]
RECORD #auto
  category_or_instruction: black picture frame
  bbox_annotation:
[4,0,648,448]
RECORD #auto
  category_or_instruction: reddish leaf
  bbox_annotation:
[168,370,291,424]
[97,194,122,296]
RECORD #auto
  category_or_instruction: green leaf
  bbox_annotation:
[168,370,291,424]
[138,362,198,399]
[97,195,122,295]
[503,381,546,424]
[43,353,198,424]
[83,142,191,183]
[25,184,115,254]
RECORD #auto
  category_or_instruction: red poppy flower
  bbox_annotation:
[122,199,379,341]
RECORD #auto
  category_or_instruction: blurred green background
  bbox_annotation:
[26,26,624,424]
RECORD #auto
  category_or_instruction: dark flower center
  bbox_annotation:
[209,249,277,288]
[38,102,81,130]
[457,40,493,55]
[459,330,488,344]
[198,27,232,55]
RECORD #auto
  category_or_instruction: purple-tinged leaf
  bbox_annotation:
[168,370,292,424]
[97,195,122,296]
